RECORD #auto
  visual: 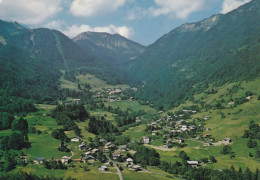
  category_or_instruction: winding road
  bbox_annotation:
[104,152,123,180]
[114,163,123,180]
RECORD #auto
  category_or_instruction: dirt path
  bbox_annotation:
[212,141,232,146]
[70,150,74,158]
[144,144,177,151]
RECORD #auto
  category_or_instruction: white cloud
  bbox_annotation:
[126,6,148,20]
[221,0,251,14]
[63,24,134,38]
[45,20,65,30]
[149,0,205,19]
[0,0,62,25]
[70,0,126,17]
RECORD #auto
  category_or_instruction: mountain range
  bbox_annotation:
[0,0,259,110]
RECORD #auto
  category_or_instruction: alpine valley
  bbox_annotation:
[0,0,259,180]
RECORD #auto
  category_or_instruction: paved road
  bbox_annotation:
[104,153,123,180]
[114,163,124,180]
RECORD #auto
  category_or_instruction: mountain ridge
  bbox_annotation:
[127,0,260,108]
[0,20,126,111]
[73,31,146,65]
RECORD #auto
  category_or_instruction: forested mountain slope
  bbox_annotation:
[73,32,146,66]
[0,20,123,113]
[128,0,260,109]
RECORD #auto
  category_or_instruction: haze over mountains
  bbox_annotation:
[0,0,259,110]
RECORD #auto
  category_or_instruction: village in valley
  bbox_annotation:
[1,1,260,179]
[11,75,259,180]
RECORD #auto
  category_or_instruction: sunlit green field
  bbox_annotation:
[18,163,180,180]
[0,129,13,136]
[105,100,156,113]
[77,73,129,92]
[18,163,119,180]
[23,112,71,159]
[123,124,147,141]
[122,168,176,180]
[59,77,80,91]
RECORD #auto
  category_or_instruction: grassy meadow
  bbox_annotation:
[76,73,129,92]
[104,100,156,114]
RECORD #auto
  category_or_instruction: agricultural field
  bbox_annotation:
[23,109,71,159]
[59,77,79,91]
[90,110,115,120]
[123,124,147,141]
[23,133,70,159]
[77,73,129,92]
[0,129,13,136]
[19,163,119,180]
[122,168,176,180]
[104,100,156,114]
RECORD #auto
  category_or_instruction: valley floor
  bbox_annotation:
[1,75,260,180]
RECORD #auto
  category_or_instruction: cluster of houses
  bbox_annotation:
[60,99,81,106]
[33,157,46,164]
[143,112,200,148]
[32,155,109,172]
[142,134,185,149]
[66,137,141,171]
[125,158,141,171]
[143,107,234,151]
[94,88,123,102]
[107,88,123,102]
[108,145,141,171]
[95,86,141,103]
[203,134,232,146]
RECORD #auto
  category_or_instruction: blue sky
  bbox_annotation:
[0,0,251,45]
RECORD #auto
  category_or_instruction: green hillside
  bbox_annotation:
[0,20,126,114]
[123,78,260,171]
[127,0,260,109]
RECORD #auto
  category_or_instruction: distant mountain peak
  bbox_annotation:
[73,31,146,64]
[74,31,123,41]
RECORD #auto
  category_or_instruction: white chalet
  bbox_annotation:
[142,136,150,144]
[71,137,80,142]
[126,158,134,165]
[187,161,199,168]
